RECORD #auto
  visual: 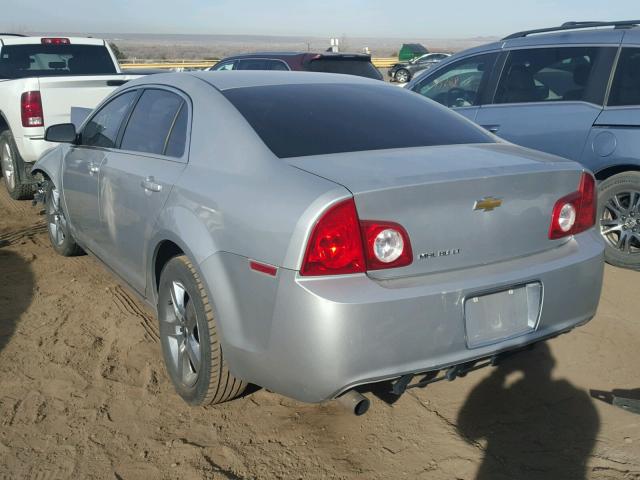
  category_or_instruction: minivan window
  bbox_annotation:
[608,48,640,106]
[0,44,116,79]
[495,47,614,105]
[223,83,493,158]
[121,89,185,156]
[81,91,138,148]
[414,53,498,107]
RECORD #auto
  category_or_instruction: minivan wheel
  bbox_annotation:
[157,255,247,405]
[0,130,35,200]
[395,68,410,83]
[598,172,640,269]
[45,182,84,256]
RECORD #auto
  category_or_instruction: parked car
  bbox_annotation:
[209,52,383,80]
[388,53,451,83]
[0,34,138,199]
[34,71,603,413]
[398,43,429,62]
[406,20,640,269]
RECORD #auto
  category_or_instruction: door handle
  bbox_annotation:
[88,163,100,175]
[141,176,162,193]
[483,125,500,134]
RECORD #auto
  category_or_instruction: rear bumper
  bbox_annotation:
[203,230,604,403]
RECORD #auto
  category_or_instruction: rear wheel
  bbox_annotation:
[395,68,410,84]
[598,172,640,269]
[45,182,84,256]
[0,130,35,200]
[158,255,247,405]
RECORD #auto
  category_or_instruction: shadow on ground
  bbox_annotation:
[457,342,600,479]
[0,248,34,354]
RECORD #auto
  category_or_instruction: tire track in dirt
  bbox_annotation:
[0,222,47,245]
[110,285,160,343]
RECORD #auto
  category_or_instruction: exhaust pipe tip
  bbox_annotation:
[337,390,370,416]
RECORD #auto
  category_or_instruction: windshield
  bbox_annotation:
[0,44,117,79]
[307,58,383,80]
[223,83,493,158]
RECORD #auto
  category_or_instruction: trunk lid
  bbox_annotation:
[38,75,139,127]
[287,143,584,279]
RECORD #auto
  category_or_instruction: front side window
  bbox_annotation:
[121,89,186,157]
[608,48,640,106]
[212,61,235,71]
[495,47,614,105]
[81,91,138,148]
[0,44,116,79]
[414,53,497,107]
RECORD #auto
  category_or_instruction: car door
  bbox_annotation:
[61,90,138,254]
[475,46,617,161]
[96,88,189,294]
[581,46,640,174]
[409,52,500,122]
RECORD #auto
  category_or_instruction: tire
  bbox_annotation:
[597,172,640,269]
[45,182,84,257]
[0,130,35,200]
[395,68,410,84]
[157,255,247,405]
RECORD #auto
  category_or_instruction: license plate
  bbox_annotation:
[465,283,542,349]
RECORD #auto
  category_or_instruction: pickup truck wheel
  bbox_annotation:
[598,172,640,269]
[0,130,35,200]
[158,255,247,405]
[45,182,84,256]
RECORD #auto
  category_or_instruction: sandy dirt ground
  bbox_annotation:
[0,180,638,480]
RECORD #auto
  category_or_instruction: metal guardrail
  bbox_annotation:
[120,57,399,70]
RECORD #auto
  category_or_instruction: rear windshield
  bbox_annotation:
[0,44,116,79]
[223,83,494,158]
[307,58,383,80]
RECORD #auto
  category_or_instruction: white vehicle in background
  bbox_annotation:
[0,34,138,199]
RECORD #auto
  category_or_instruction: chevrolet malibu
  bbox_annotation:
[33,72,604,413]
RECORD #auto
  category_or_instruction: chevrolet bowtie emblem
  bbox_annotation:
[474,197,503,212]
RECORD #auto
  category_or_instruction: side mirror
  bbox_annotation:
[45,123,77,143]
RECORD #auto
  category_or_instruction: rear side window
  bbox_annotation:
[608,48,640,106]
[223,83,493,158]
[495,47,615,105]
[0,44,116,79]
[164,104,188,157]
[307,58,383,80]
[121,89,186,157]
[237,59,289,71]
[82,91,138,148]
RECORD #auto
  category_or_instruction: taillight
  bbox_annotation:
[41,38,70,45]
[301,199,365,276]
[549,172,596,239]
[301,198,413,276]
[361,221,412,270]
[21,91,44,127]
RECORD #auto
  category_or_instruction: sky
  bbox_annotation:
[3,0,639,38]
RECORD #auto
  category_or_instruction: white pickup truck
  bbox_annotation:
[0,34,138,199]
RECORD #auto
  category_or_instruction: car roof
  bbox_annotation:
[217,52,372,61]
[190,70,380,91]
[0,35,106,46]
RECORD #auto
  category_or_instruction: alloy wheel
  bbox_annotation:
[162,281,202,388]
[47,187,67,247]
[1,142,15,191]
[396,70,409,83]
[600,190,640,255]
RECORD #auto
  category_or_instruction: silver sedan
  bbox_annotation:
[34,71,604,413]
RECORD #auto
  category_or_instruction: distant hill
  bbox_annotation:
[31,31,499,60]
